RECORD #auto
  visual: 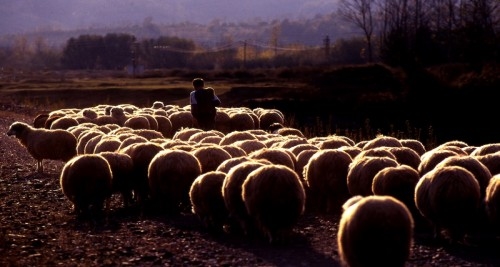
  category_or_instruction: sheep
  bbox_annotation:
[337,146,362,159]
[93,136,122,153]
[117,135,149,151]
[188,130,224,143]
[189,171,229,232]
[475,151,500,176]
[242,164,305,243]
[98,151,135,208]
[153,115,173,138]
[222,160,269,235]
[93,114,120,126]
[317,136,352,149]
[354,147,397,161]
[130,129,164,140]
[60,154,113,216]
[417,148,462,176]
[216,156,252,174]
[385,146,421,170]
[7,121,77,173]
[337,195,414,267]
[68,124,95,140]
[138,113,159,131]
[347,156,399,196]
[400,138,426,156]
[199,136,223,145]
[295,149,319,180]
[273,127,305,138]
[151,101,164,109]
[191,145,233,173]
[172,127,203,141]
[168,110,194,133]
[414,165,481,242]
[271,137,308,149]
[50,116,80,130]
[248,147,295,171]
[219,131,258,146]
[362,135,402,150]
[232,139,267,155]
[76,130,104,155]
[120,142,164,207]
[434,155,492,199]
[258,109,285,130]
[84,134,105,154]
[289,143,319,157]
[123,115,150,130]
[371,165,428,231]
[33,113,49,128]
[229,111,256,131]
[485,175,500,233]
[148,149,202,213]
[470,143,500,157]
[303,149,353,214]
[220,145,248,158]
[214,109,232,134]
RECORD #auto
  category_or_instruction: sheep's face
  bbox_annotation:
[7,122,28,137]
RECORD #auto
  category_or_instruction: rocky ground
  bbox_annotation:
[1,102,500,267]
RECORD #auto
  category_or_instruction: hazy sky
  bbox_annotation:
[0,0,339,35]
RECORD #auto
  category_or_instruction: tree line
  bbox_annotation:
[339,0,500,68]
[0,0,498,72]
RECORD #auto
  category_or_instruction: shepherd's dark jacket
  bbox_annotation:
[190,87,221,121]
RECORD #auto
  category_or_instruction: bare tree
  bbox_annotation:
[338,0,377,62]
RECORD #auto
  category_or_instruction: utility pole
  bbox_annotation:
[243,40,247,68]
[323,35,330,58]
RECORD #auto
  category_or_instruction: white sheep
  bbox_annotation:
[337,195,414,267]
[7,121,77,173]
[242,164,306,243]
[60,154,113,216]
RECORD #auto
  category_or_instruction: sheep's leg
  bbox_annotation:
[37,160,43,173]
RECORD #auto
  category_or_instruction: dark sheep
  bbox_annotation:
[189,171,229,232]
[435,155,492,199]
[98,151,135,208]
[415,165,481,242]
[337,195,414,267]
[347,156,399,196]
[303,149,353,214]
[148,149,202,213]
[242,165,306,243]
[120,142,164,206]
[60,154,113,216]
[222,160,269,235]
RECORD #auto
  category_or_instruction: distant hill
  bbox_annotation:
[0,0,340,35]
[0,1,355,48]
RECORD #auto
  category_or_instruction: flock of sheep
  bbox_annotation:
[6,100,500,267]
